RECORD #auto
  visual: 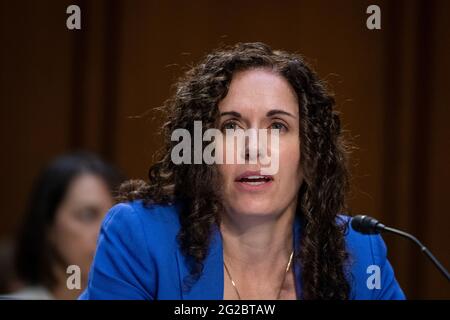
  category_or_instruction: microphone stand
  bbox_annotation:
[379,225,450,282]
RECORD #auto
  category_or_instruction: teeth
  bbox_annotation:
[237,175,272,185]
[245,181,265,185]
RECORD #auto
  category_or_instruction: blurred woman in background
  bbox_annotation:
[10,152,123,299]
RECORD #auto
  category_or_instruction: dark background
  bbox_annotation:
[1,0,449,298]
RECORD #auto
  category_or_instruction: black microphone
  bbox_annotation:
[351,215,450,282]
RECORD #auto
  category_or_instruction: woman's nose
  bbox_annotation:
[241,128,263,163]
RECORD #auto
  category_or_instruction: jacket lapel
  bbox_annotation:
[176,223,224,300]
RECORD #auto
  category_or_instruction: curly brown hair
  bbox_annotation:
[119,42,352,299]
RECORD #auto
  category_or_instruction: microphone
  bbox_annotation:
[351,215,450,282]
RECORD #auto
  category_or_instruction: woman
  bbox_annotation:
[80,42,405,300]
[12,152,123,299]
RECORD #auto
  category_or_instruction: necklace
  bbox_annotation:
[223,250,294,300]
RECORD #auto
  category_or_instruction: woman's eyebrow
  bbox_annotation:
[266,109,296,118]
[219,109,296,118]
[219,111,241,118]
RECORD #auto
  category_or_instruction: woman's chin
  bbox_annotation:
[228,201,280,218]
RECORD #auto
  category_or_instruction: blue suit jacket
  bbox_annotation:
[79,200,405,300]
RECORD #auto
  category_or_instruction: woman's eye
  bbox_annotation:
[270,122,287,131]
[222,121,239,131]
[77,208,99,223]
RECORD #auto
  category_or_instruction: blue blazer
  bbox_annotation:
[79,201,405,300]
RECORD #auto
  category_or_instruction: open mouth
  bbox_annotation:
[234,171,274,189]
[237,175,273,185]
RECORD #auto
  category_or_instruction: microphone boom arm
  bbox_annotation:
[380,225,450,282]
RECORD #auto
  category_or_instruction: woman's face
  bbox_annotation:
[49,173,113,287]
[217,68,303,220]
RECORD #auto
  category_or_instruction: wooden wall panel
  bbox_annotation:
[0,0,75,236]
